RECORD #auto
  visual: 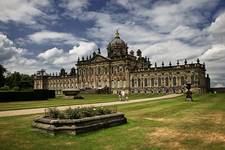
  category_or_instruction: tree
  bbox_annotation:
[0,64,7,87]
[6,72,21,88]
[5,72,34,90]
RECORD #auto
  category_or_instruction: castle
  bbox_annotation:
[34,31,210,95]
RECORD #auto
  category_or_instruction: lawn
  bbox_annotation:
[0,93,162,111]
[0,93,224,150]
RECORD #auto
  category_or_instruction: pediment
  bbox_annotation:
[91,54,109,63]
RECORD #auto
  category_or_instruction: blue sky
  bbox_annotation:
[0,0,225,87]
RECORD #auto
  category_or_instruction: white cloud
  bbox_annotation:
[208,11,225,34]
[38,47,64,60]
[69,41,97,56]
[169,25,200,39]
[142,40,204,63]
[60,0,89,11]
[28,30,78,45]
[37,41,97,67]
[115,0,219,32]
[0,0,50,25]
[0,33,26,62]
[59,0,89,19]
[199,44,225,87]
[0,32,97,74]
[214,83,224,88]
[200,44,225,61]
[52,41,97,66]
[0,33,41,74]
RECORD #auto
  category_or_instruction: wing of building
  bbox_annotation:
[34,31,210,95]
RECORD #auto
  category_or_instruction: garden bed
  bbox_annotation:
[32,107,127,135]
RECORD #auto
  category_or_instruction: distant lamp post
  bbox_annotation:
[186,83,193,101]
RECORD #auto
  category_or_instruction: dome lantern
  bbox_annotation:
[115,30,120,38]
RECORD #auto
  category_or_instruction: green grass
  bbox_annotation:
[0,93,224,150]
[0,93,162,111]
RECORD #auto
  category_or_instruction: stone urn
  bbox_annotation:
[186,83,193,101]
[62,89,83,99]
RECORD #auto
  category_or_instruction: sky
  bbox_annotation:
[0,0,225,87]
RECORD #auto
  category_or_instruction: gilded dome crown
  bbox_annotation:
[109,30,126,47]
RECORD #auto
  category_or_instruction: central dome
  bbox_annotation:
[107,30,128,59]
[110,31,126,46]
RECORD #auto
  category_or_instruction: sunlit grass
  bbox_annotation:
[0,93,224,150]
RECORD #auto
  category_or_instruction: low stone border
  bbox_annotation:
[32,112,127,135]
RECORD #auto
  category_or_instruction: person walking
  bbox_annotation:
[121,90,125,101]
[118,91,122,101]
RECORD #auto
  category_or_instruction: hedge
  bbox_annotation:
[0,90,55,102]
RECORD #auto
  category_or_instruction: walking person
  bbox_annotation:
[118,91,122,101]
[121,90,125,101]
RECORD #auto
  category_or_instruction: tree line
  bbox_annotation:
[0,64,34,91]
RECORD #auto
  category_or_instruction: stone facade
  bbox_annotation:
[34,31,210,95]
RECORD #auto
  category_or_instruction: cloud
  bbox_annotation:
[38,47,64,60]
[38,41,97,66]
[60,0,89,11]
[208,11,225,34]
[0,33,41,74]
[114,0,219,32]
[28,30,78,45]
[200,44,225,61]
[0,0,50,25]
[0,32,97,74]
[169,25,200,40]
[58,0,89,19]
[0,33,26,62]
[69,41,97,56]
[214,83,225,88]
[141,40,204,63]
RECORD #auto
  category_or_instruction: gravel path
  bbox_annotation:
[0,94,182,117]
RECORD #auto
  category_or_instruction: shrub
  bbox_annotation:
[47,107,60,118]
[47,107,115,119]
[0,90,55,102]
[73,95,84,99]
[12,86,19,91]
[65,107,81,119]
[0,86,9,91]
[47,107,65,119]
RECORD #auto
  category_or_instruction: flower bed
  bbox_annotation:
[32,107,127,135]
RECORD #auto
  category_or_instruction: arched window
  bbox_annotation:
[144,78,147,87]
[158,78,161,86]
[105,67,108,74]
[151,78,154,87]
[132,79,135,87]
[165,77,169,86]
[98,67,101,75]
[181,76,185,85]
[173,77,176,86]
[138,78,141,87]
[191,75,194,84]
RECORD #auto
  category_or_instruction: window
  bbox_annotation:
[191,75,194,84]
[181,76,185,85]
[173,77,176,86]
[98,67,101,75]
[158,78,161,86]
[151,78,154,87]
[138,78,141,87]
[144,78,147,87]
[132,79,135,87]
